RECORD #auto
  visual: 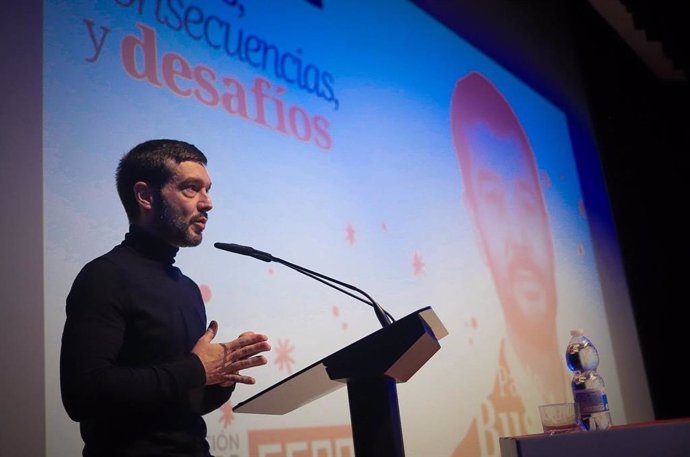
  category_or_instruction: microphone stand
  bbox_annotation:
[214,242,395,327]
[272,256,394,328]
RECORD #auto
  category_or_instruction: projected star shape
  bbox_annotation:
[332,305,349,330]
[345,223,356,246]
[218,402,234,429]
[412,252,426,276]
[274,338,295,374]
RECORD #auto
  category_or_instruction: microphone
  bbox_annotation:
[214,242,394,328]
[213,242,273,262]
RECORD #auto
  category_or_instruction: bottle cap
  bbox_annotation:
[570,328,584,337]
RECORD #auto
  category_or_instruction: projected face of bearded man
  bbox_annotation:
[150,160,213,247]
[463,124,556,325]
[451,72,561,399]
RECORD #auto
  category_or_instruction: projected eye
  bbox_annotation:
[482,188,504,207]
[475,170,505,209]
[477,180,505,209]
[516,182,540,215]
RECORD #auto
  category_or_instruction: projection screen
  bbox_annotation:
[41,1,653,456]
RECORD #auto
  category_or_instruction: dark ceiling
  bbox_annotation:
[592,0,689,82]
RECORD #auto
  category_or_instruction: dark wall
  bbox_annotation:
[0,1,45,456]
[570,2,690,420]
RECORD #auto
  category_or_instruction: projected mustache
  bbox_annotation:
[504,245,550,288]
[498,245,556,316]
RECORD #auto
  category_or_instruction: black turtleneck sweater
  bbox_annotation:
[60,225,232,457]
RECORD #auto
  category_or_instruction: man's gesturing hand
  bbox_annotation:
[192,320,271,386]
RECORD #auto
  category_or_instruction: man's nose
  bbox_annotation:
[506,200,530,251]
[199,190,213,211]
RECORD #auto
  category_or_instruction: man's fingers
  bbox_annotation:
[229,341,272,363]
[225,333,269,352]
[199,331,270,387]
[223,373,257,386]
[230,355,269,372]
[200,320,218,343]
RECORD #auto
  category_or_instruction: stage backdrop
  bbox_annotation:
[43,1,652,456]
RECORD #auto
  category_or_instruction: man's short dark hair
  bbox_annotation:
[116,139,208,222]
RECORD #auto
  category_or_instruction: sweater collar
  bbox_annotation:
[123,224,179,265]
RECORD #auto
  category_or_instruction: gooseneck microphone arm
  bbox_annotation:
[273,256,394,327]
[213,242,394,327]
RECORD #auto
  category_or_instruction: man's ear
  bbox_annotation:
[133,181,154,211]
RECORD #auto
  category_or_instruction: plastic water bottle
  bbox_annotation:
[565,329,612,430]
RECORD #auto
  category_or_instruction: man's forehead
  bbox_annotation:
[465,123,531,179]
[165,160,211,182]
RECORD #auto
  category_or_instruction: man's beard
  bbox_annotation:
[153,198,205,247]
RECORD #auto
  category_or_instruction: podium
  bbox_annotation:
[233,306,448,456]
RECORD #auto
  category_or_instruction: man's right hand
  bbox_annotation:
[192,320,271,386]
